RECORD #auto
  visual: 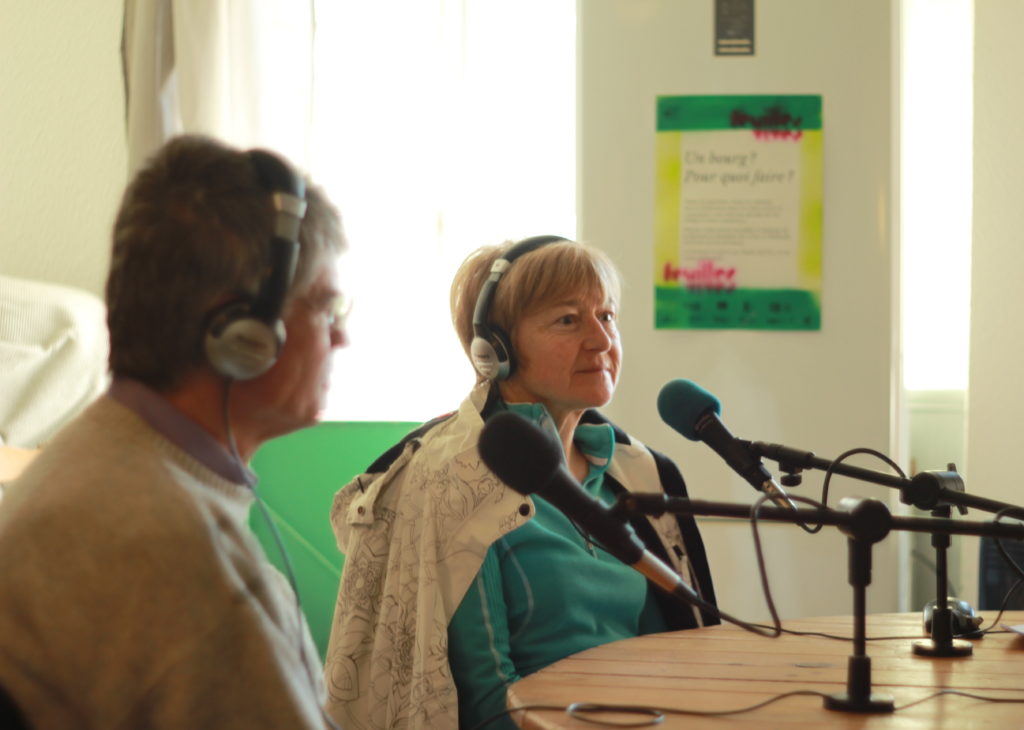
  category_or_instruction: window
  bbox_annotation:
[307,2,577,421]
[901,0,973,611]
[901,0,973,392]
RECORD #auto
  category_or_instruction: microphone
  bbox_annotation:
[477,411,705,608]
[657,379,800,512]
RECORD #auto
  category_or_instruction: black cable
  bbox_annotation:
[746,490,920,642]
[482,687,1024,729]
[972,509,1024,637]
[473,691,831,728]
[221,380,343,730]
[747,491,804,636]
[822,447,908,505]
[793,446,908,535]
[566,703,665,726]
[746,489,947,643]
[747,490,877,637]
[746,622,926,642]
[585,525,776,636]
[465,704,569,730]
[221,382,303,605]
[592,484,918,640]
[742,497,1022,643]
[893,689,1024,711]
[608,690,829,719]
[566,500,777,636]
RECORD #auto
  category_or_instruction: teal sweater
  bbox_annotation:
[446,404,669,730]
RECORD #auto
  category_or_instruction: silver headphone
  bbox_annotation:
[469,235,567,380]
[204,150,307,380]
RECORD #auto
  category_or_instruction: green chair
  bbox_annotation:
[249,421,418,660]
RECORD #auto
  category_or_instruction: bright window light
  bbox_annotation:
[901,0,973,391]
[307,1,577,422]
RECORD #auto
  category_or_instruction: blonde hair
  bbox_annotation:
[450,238,621,381]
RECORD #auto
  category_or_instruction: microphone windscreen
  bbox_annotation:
[657,379,722,441]
[478,411,563,495]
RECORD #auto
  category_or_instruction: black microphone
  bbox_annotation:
[477,411,705,608]
[657,379,800,512]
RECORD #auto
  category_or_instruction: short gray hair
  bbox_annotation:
[106,135,345,389]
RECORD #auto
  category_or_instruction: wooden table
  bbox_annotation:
[506,611,1024,729]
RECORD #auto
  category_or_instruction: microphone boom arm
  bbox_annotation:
[749,441,1024,520]
[612,494,1024,540]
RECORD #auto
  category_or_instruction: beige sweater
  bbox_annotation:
[0,396,326,729]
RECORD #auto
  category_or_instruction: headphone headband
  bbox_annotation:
[471,235,568,331]
[204,149,307,380]
[470,234,568,381]
[246,150,306,324]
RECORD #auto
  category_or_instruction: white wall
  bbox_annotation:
[580,1,902,620]
[0,0,127,296]
[963,1,1024,608]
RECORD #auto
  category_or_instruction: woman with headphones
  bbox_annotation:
[324,237,718,730]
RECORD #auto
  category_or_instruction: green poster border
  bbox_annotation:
[655,287,821,330]
[657,95,822,132]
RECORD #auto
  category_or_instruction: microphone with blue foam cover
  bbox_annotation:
[657,379,798,511]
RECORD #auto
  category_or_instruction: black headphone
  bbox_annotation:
[204,149,308,380]
[469,234,568,380]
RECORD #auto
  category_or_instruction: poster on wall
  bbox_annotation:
[655,94,823,330]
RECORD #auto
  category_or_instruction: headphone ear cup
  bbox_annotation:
[489,324,515,380]
[468,235,565,382]
[470,324,514,381]
[204,303,285,380]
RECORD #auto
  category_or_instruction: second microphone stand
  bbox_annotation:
[752,443,1024,657]
[612,494,1024,714]
[822,497,896,712]
[912,503,973,657]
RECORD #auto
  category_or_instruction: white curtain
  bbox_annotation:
[122,0,314,174]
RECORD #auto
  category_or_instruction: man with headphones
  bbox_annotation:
[0,135,347,729]
[323,237,717,730]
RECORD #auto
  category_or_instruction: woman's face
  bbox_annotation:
[498,288,621,423]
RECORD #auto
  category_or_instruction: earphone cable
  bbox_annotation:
[220,379,342,730]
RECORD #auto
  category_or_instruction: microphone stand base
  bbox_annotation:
[912,638,973,657]
[823,692,895,714]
